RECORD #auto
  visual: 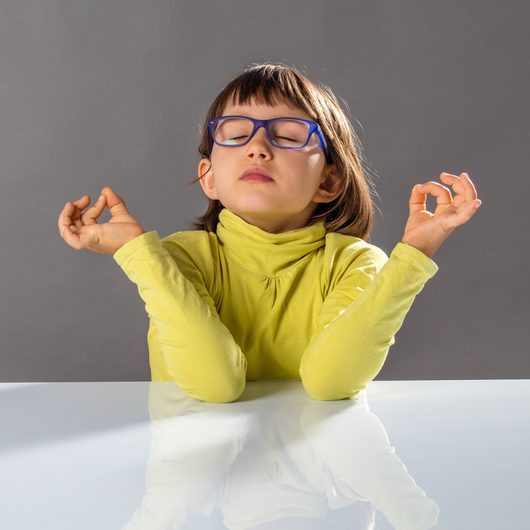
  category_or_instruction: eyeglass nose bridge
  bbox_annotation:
[245,118,273,146]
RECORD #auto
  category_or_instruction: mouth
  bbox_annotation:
[240,174,274,183]
[240,166,274,183]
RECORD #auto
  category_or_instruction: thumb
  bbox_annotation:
[101,186,129,216]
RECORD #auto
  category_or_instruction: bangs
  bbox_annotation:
[217,66,318,119]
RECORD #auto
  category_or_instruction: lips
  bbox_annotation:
[241,174,274,183]
[240,166,274,182]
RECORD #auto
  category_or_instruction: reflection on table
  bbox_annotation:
[122,382,441,530]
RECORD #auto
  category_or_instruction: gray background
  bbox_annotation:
[1,1,527,382]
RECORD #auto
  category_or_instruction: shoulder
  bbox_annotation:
[315,232,391,300]
[160,229,218,259]
[324,232,389,272]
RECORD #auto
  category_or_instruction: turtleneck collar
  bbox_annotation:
[216,208,327,277]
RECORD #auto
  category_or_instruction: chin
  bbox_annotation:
[224,199,282,216]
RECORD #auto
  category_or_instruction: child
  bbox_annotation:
[58,63,482,403]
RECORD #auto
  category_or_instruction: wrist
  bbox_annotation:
[400,239,435,259]
[129,228,146,242]
[114,228,146,254]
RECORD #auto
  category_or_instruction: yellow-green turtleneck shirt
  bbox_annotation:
[113,207,439,402]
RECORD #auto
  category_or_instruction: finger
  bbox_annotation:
[68,195,92,229]
[81,193,107,225]
[439,173,468,201]
[101,186,129,217]
[440,172,478,203]
[71,195,91,216]
[58,201,75,232]
[58,199,86,233]
[448,197,482,228]
[461,172,478,199]
[60,223,82,249]
[409,182,453,214]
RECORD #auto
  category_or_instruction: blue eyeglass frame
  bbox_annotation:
[207,115,332,163]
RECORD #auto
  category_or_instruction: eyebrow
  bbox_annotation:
[224,112,308,120]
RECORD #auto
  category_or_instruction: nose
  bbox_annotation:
[245,124,272,159]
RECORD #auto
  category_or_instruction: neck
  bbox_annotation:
[215,208,327,277]
[228,204,319,234]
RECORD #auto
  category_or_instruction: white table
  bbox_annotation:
[0,380,528,530]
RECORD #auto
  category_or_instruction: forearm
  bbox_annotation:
[299,242,438,400]
[113,231,247,402]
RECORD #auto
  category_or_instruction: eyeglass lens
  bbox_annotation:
[214,118,310,148]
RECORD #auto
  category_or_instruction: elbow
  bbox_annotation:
[186,376,246,403]
[210,382,246,403]
[301,375,365,401]
[305,390,351,401]
[301,378,339,401]
[305,387,364,401]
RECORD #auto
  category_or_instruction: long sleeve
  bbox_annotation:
[113,231,247,403]
[299,242,439,401]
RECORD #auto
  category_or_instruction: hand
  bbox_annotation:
[58,186,146,255]
[401,172,482,258]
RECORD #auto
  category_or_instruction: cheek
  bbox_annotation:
[211,149,239,173]
[288,148,325,170]
[210,149,222,168]
[287,155,325,184]
[306,151,326,170]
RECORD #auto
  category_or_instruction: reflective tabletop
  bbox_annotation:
[0,380,528,529]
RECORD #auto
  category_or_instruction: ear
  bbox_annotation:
[312,165,345,204]
[197,158,219,200]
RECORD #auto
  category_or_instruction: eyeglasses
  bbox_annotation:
[207,115,332,162]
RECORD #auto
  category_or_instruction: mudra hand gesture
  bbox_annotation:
[401,172,482,259]
[58,186,146,255]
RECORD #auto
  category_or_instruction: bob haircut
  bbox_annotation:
[187,62,380,240]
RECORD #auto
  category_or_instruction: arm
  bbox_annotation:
[299,242,438,401]
[113,231,247,403]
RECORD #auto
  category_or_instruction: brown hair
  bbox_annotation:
[186,62,381,240]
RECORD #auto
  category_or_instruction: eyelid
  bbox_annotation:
[227,115,308,121]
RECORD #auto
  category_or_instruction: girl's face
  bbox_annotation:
[198,97,343,233]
